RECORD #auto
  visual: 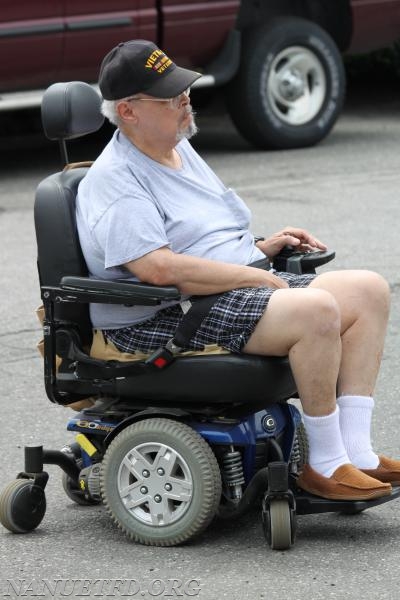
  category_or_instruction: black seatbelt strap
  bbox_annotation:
[144,294,221,369]
[173,294,221,347]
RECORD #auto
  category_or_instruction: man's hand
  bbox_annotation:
[259,271,289,289]
[256,227,327,259]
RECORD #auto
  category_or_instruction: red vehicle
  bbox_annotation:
[1,0,399,148]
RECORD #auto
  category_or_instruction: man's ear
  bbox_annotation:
[116,100,138,124]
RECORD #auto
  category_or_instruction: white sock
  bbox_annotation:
[337,395,379,469]
[302,407,350,477]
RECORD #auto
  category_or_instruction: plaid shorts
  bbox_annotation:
[103,271,316,354]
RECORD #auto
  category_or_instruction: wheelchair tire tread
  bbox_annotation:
[100,418,222,546]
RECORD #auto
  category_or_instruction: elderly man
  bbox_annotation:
[76,39,400,501]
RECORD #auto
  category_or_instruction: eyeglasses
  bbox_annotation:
[126,87,191,109]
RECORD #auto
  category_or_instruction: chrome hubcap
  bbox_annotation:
[267,46,326,125]
[279,68,305,101]
[117,442,193,526]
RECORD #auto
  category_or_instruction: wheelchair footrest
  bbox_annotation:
[295,485,400,515]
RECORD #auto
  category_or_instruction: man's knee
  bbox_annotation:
[311,268,390,320]
[353,270,390,314]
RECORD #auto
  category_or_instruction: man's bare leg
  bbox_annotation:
[309,270,390,396]
[309,270,391,469]
[243,272,395,496]
[243,270,390,414]
[243,286,356,480]
[243,287,341,417]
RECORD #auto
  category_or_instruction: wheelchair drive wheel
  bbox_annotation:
[100,418,222,546]
[0,479,46,533]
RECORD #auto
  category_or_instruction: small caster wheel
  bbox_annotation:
[263,499,294,550]
[0,479,46,533]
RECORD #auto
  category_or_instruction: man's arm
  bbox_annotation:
[124,247,289,295]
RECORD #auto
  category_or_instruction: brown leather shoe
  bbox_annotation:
[297,464,392,500]
[360,455,400,485]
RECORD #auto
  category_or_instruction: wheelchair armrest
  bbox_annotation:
[59,276,182,305]
[273,247,335,275]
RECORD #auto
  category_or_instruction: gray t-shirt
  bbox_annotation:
[76,131,265,328]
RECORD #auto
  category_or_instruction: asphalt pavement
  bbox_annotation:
[0,80,400,599]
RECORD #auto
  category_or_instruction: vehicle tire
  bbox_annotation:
[100,418,222,546]
[226,17,346,149]
[263,498,294,550]
[0,479,46,533]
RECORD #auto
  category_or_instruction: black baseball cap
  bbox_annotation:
[99,40,202,100]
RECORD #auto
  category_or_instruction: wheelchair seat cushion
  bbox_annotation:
[114,352,296,405]
[88,333,296,407]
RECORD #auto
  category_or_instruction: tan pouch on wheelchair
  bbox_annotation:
[90,329,230,362]
[35,305,96,411]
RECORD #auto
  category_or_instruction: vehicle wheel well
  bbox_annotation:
[237,0,352,52]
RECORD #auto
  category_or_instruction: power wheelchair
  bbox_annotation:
[1,82,399,551]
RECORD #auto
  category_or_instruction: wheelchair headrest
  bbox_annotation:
[41,81,104,141]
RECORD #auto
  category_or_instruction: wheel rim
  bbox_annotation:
[117,442,193,527]
[269,499,293,550]
[266,46,326,126]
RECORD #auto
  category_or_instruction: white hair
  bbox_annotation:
[101,99,123,126]
[176,115,198,141]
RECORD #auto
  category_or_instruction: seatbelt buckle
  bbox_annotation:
[145,339,182,369]
[145,347,174,369]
